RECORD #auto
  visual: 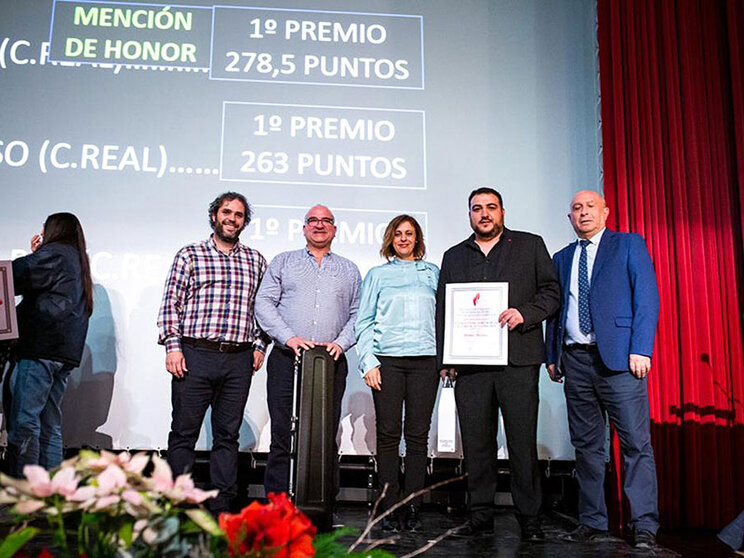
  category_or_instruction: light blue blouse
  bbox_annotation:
[355,258,439,376]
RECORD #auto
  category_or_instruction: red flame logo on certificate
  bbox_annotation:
[473,292,480,306]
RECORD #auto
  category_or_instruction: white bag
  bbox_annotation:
[437,378,457,453]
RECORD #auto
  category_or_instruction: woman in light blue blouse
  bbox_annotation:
[355,214,439,532]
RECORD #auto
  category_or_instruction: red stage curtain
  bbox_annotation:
[597,0,744,529]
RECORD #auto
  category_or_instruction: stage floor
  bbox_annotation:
[334,505,736,558]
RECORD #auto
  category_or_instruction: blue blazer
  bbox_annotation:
[545,229,659,373]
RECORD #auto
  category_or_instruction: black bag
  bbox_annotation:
[289,347,335,531]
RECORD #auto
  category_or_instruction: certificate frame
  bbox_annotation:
[0,261,19,341]
[443,282,508,366]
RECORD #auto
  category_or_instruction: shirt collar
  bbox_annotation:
[466,227,510,249]
[304,246,333,259]
[207,235,242,255]
[576,227,606,246]
[391,256,417,264]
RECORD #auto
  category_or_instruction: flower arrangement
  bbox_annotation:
[0,450,454,557]
[0,451,399,558]
[0,450,222,557]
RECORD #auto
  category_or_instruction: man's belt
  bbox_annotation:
[182,337,253,353]
[564,343,598,352]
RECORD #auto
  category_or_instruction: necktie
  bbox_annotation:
[578,239,592,334]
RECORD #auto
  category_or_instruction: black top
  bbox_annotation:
[12,243,90,367]
[435,228,560,370]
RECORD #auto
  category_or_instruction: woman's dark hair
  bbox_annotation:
[42,212,94,316]
[380,215,426,261]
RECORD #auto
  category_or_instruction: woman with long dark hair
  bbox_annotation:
[355,215,440,532]
[6,212,93,476]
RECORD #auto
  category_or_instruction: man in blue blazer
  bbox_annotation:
[545,190,660,549]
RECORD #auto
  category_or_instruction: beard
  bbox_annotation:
[213,219,244,244]
[472,219,503,239]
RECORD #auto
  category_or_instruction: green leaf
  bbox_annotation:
[184,508,223,537]
[179,519,202,535]
[0,526,40,558]
[78,448,100,461]
[312,526,356,549]
[119,520,134,547]
[80,511,102,526]
[312,527,396,558]
[312,528,357,558]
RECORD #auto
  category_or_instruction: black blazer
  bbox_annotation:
[436,228,560,370]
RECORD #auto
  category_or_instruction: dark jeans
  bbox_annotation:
[455,365,542,523]
[563,347,659,533]
[264,347,347,496]
[6,358,71,477]
[373,355,438,512]
[167,344,254,514]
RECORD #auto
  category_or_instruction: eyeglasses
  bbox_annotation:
[305,217,335,226]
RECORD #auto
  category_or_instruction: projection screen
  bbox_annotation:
[0,0,601,460]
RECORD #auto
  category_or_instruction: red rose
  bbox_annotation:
[220,493,315,557]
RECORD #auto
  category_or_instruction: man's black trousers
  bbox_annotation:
[167,344,254,514]
[454,365,542,523]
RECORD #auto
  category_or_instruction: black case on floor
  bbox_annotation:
[290,347,335,531]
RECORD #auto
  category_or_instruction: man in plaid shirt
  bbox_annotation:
[157,192,269,514]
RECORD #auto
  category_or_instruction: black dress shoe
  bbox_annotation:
[404,504,422,531]
[520,516,545,541]
[560,524,609,542]
[633,529,656,549]
[451,519,495,538]
[380,515,401,533]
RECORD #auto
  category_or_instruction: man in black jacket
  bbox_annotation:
[436,188,559,540]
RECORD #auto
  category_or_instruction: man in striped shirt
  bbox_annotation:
[256,204,361,499]
[157,192,269,515]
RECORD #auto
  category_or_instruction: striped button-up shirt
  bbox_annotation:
[255,248,361,351]
[157,236,269,353]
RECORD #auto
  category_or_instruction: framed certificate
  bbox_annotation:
[0,261,19,341]
[443,282,508,366]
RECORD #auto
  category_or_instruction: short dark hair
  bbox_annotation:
[468,187,503,209]
[380,215,426,261]
[208,192,251,228]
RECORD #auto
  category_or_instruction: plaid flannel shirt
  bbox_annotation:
[157,236,269,353]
